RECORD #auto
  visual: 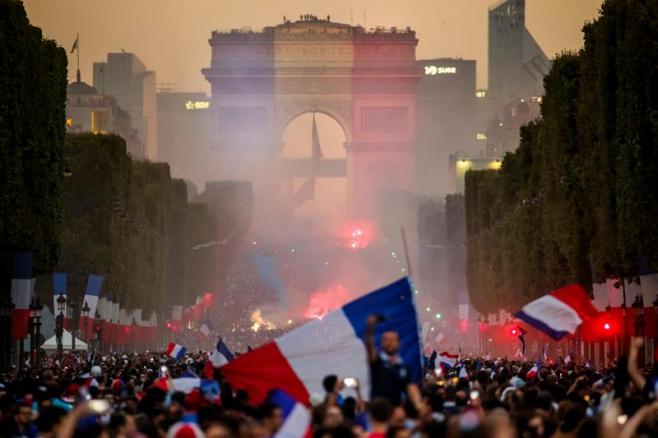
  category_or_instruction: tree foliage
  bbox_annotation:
[0,0,67,275]
[55,133,219,313]
[465,0,658,314]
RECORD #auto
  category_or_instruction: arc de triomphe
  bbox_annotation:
[202,17,420,219]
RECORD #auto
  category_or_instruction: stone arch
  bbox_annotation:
[276,103,352,144]
[203,19,419,218]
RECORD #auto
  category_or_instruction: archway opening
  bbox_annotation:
[281,112,347,227]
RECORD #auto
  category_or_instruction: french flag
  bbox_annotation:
[165,342,187,359]
[198,322,210,339]
[204,338,235,378]
[11,252,34,339]
[220,278,422,406]
[526,363,539,379]
[514,284,598,340]
[270,389,311,438]
[83,274,104,317]
[438,351,459,369]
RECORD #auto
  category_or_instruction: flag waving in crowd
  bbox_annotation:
[219,278,423,406]
[514,284,598,340]
[438,351,459,370]
[204,337,234,378]
[165,342,187,359]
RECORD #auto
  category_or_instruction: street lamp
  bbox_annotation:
[81,302,90,342]
[57,294,66,313]
[132,317,137,352]
[0,295,14,371]
[94,310,103,353]
[55,294,65,358]
[69,299,77,352]
[29,296,43,370]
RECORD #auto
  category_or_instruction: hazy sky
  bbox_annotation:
[25,0,602,92]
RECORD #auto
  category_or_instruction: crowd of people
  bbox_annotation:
[1,324,658,438]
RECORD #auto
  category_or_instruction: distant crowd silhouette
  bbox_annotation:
[282,14,331,24]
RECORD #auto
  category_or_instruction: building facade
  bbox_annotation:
[416,58,476,195]
[93,53,157,160]
[448,153,502,194]
[202,17,420,220]
[157,92,213,186]
[66,80,145,158]
[484,0,550,156]
[487,0,550,108]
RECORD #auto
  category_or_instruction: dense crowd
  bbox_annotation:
[2,329,658,438]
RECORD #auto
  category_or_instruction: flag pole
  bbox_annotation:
[76,33,81,82]
[400,227,412,278]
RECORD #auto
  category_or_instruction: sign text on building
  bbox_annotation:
[424,66,457,75]
[185,100,211,110]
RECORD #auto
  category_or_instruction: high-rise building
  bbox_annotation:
[487,0,550,109]
[93,53,157,160]
[157,92,213,186]
[416,58,476,195]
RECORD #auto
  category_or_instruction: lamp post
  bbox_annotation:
[82,301,90,342]
[0,295,14,371]
[69,299,77,352]
[28,296,43,370]
[56,294,65,358]
[633,294,645,366]
[132,317,137,352]
[94,311,103,353]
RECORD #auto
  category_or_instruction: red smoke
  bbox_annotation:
[303,283,350,319]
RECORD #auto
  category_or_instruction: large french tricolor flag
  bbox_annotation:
[221,278,422,406]
[83,274,104,317]
[514,284,598,340]
[11,252,34,339]
[166,342,187,359]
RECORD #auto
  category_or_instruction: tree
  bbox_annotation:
[464,0,658,314]
[0,0,67,276]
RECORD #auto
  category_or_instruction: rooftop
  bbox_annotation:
[67,81,99,96]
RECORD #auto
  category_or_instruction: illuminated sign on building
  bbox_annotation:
[475,90,487,98]
[424,65,457,75]
[185,100,210,110]
[476,133,487,141]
